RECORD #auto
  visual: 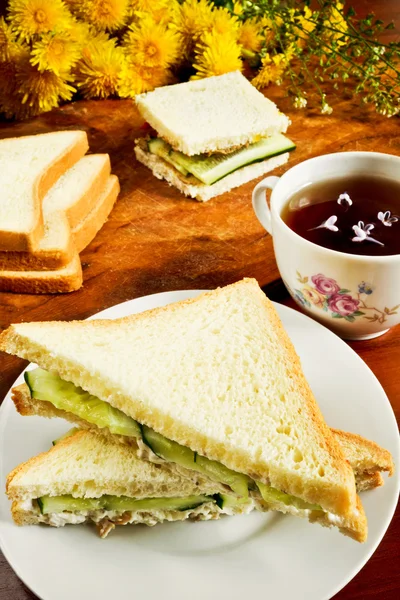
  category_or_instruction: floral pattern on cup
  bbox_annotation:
[291,272,400,324]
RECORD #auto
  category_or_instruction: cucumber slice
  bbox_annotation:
[52,427,80,446]
[104,495,213,512]
[215,493,252,510]
[148,138,189,176]
[142,425,196,469]
[257,482,321,511]
[167,133,295,185]
[37,494,213,514]
[142,425,249,497]
[25,369,141,439]
[38,495,104,514]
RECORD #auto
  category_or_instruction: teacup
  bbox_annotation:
[252,152,400,340]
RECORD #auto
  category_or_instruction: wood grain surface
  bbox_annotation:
[1,1,399,598]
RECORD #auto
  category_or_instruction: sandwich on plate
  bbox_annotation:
[6,426,391,538]
[7,428,251,538]
[134,71,295,201]
[1,279,394,542]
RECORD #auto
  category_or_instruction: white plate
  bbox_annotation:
[0,291,399,600]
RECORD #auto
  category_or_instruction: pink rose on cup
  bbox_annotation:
[328,293,360,316]
[311,274,340,296]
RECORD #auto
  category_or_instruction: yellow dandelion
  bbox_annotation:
[323,1,348,47]
[172,0,214,58]
[238,18,264,54]
[118,62,172,98]
[0,17,16,62]
[205,7,239,38]
[130,0,179,26]
[31,32,81,75]
[77,0,130,32]
[251,51,290,89]
[192,30,242,80]
[14,52,75,118]
[75,39,126,98]
[122,18,179,69]
[293,6,317,48]
[7,0,73,42]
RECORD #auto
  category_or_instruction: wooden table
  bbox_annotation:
[1,1,399,597]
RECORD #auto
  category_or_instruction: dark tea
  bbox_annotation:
[282,175,400,256]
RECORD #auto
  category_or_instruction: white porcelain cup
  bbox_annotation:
[252,152,400,340]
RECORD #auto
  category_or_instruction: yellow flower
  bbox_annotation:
[15,51,75,118]
[172,0,214,59]
[204,7,239,38]
[0,17,16,62]
[123,18,179,69]
[192,30,242,80]
[130,0,178,25]
[238,18,263,54]
[7,0,73,42]
[251,51,290,89]
[323,1,348,47]
[301,285,326,308]
[30,32,81,75]
[119,62,172,98]
[75,38,126,98]
[293,6,317,48]
[77,0,130,32]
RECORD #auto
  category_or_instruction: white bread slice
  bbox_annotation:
[0,131,88,252]
[0,175,119,294]
[7,429,223,501]
[0,279,360,525]
[0,154,111,271]
[11,382,394,493]
[7,429,251,536]
[134,142,289,201]
[135,72,290,155]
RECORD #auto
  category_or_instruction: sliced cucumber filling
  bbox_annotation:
[256,481,321,511]
[215,493,252,510]
[52,427,80,446]
[148,138,189,176]
[25,369,141,438]
[37,494,214,515]
[142,425,250,498]
[147,134,296,185]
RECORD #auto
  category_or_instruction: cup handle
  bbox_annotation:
[252,176,280,235]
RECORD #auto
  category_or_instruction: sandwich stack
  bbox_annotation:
[0,130,120,294]
[1,279,394,539]
[134,71,296,201]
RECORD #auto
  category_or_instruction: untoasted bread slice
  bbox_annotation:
[0,279,358,522]
[134,141,289,201]
[0,131,88,251]
[0,175,119,294]
[0,155,111,271]
[11,383,393,493]
[135,72,290,155]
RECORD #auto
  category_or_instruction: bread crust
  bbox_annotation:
[0,175,119,294]
[0,155,111,270]
[0,131,89,252]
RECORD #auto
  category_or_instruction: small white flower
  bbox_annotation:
[309,215,339,232]
[294,96,307,109]
[378,210,398,226]
[352,221,384,246]
[321,102,333,115]
[337,192,352,207]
